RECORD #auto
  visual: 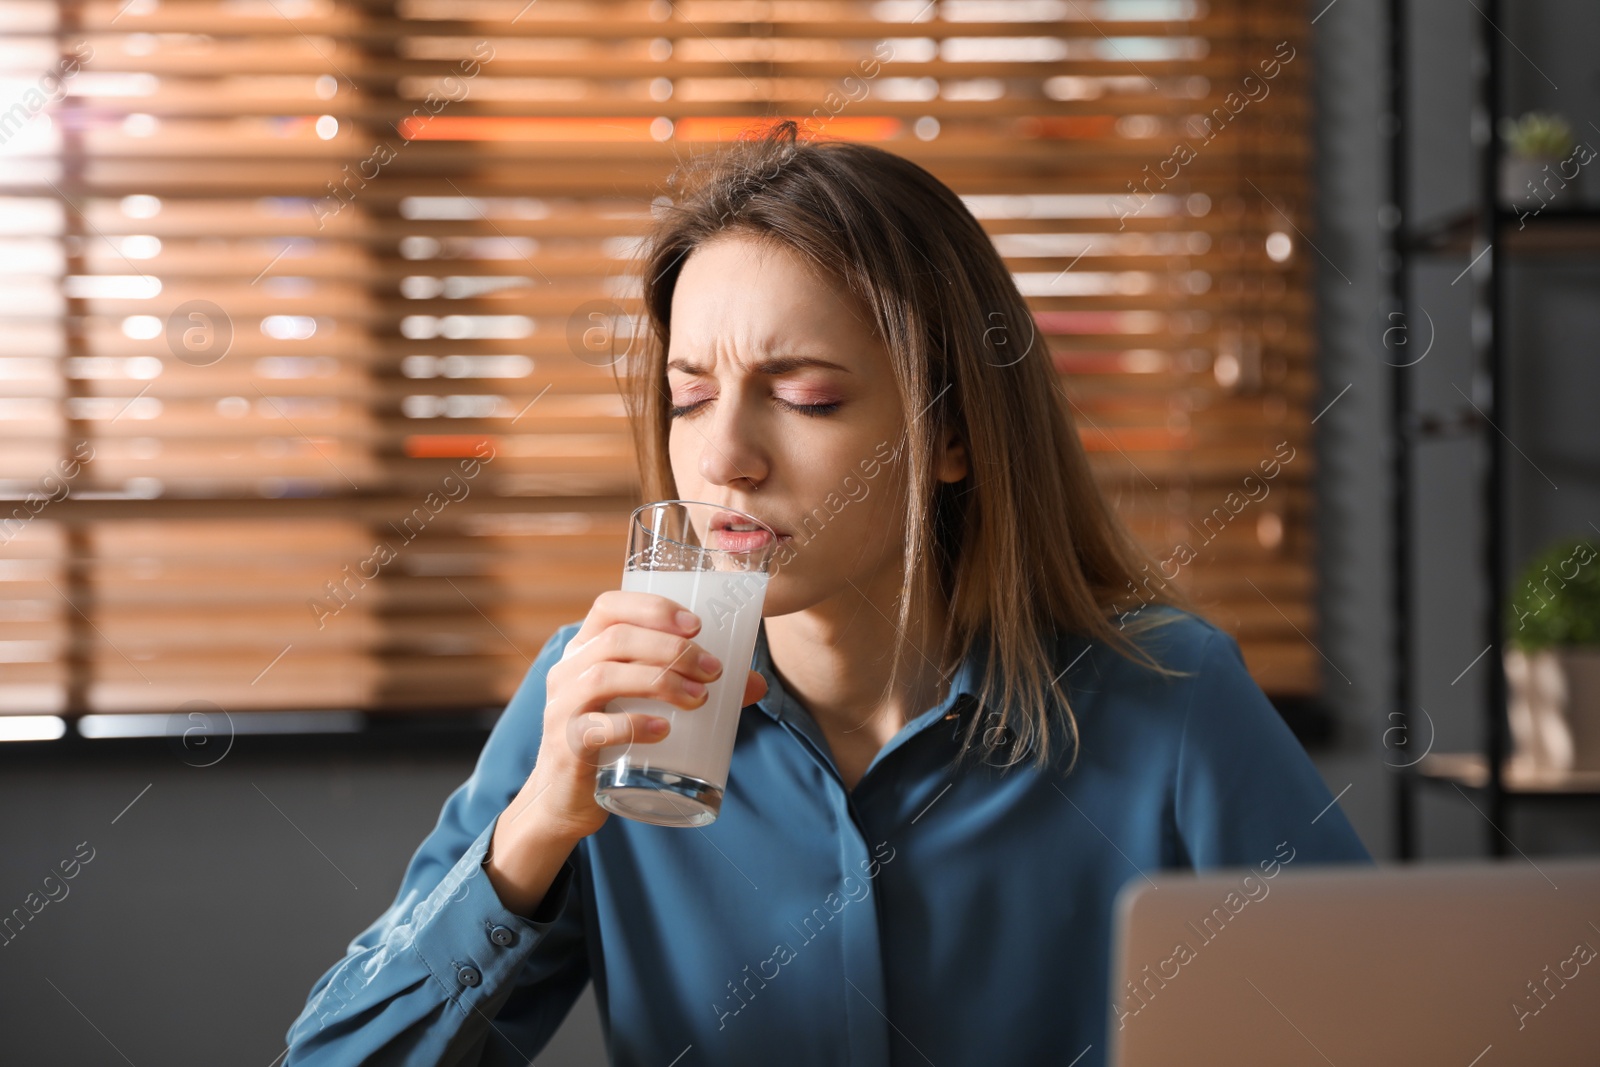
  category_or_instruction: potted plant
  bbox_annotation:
[1497,111,1576,210]
[1504,536,1600,775]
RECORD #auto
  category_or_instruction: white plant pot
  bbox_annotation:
[1505,647,1600,774]
[1562,649,1600,771]
[1499,155,1565,210]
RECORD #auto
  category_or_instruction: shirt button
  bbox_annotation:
[458,965,482,988]
[488,925,517,948]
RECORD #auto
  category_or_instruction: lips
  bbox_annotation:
[709,509,788,553]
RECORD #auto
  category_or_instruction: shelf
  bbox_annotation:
[1405,207,1600,256]
[1414,752,1600,797]
[1385,0,1598,860]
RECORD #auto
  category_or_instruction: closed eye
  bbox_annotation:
[667,397,841,419]
[775,398,840,418]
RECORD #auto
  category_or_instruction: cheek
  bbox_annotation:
[854,471,903,542]
[817,458,903,549]
[666,429,699,490]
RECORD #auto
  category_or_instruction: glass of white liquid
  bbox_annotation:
[593,499,778,828]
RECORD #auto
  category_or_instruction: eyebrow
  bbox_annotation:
[665,355,853,376]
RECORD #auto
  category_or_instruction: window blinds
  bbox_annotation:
[0,0,1318,717]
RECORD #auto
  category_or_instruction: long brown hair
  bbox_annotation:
[625,120,1194,775]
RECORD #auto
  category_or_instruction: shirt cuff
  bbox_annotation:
[409,821,579,1014]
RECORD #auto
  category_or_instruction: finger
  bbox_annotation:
[564,623,722,684]
[562,659,710,715]
[570,590,700,651]
[562,708,672,760]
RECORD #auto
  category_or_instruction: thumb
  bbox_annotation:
[742,670,769,707]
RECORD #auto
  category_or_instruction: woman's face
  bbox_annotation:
[664,234,965,617]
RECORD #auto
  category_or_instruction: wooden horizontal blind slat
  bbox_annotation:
[0,0,1320,715]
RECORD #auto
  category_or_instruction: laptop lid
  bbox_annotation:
[1108,856,1600,1066]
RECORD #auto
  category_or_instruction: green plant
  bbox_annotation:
[1498,111,1575,160]
[1506,537,1600,650]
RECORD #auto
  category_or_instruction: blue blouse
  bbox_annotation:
[285,606,1372,1066]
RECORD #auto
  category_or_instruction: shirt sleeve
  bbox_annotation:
[284,622,591,1067]
[1173,627,1373,871]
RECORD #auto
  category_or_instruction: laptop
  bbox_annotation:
[1108,857,1600,1066]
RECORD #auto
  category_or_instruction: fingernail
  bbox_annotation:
[683,679,706,696]
[676,610,699,631]
[647,717,670,733]
[698,653,721,674]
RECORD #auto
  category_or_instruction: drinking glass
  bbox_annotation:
[593,499,778,827]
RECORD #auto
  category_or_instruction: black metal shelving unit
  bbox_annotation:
[1386,0,1600,860]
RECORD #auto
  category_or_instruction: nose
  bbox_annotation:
[694,393,768,492]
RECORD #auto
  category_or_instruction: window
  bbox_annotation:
[0,0,1317,718]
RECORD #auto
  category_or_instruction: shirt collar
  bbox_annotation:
[748,617,988,729]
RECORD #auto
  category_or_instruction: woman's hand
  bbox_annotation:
[485,590,767,913]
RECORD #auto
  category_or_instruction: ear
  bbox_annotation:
[935,427,968,484]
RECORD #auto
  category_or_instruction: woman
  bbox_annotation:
[285,121,1370,1066]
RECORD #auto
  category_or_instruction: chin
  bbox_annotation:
[757,586,805,619]
[756,576,825,619]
